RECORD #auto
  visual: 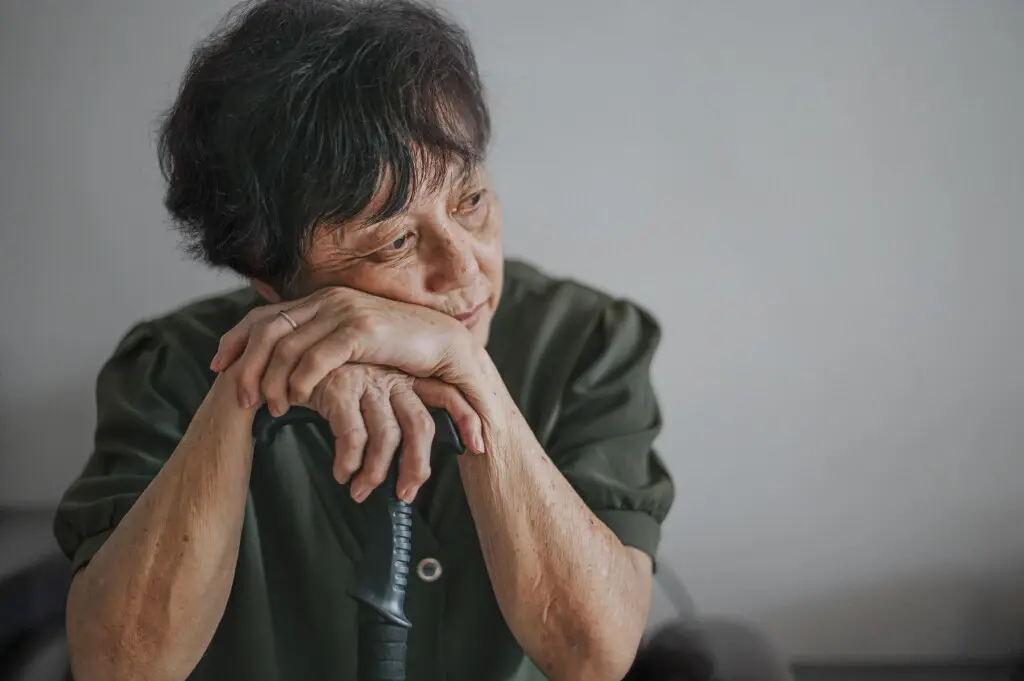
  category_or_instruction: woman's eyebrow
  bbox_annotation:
[454,163,482,190]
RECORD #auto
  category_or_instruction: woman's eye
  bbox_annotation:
[457,191,485,213]
[387,232,414,250]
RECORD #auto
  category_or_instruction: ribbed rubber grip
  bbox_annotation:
[252,404,465,681]
[357,609,409,681]
[392,497,413,591]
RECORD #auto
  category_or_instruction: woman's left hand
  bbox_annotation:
[209,286,478,417]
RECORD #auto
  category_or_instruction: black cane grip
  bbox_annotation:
[251,404,465,632]
[358,610,408,681]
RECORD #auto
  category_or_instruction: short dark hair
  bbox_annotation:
[157,0,491,292]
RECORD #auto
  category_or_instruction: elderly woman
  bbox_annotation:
[53,1,675,680]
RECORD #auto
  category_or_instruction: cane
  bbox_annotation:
[253,406,465,681]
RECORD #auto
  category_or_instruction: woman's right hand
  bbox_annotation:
[298,364,483,504]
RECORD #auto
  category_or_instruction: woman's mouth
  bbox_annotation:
[454,302,486,328]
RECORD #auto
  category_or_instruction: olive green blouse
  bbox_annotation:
[53,258,675,681]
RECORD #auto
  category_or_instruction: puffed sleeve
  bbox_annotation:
[53,322,208,573]
[546,298,676,563]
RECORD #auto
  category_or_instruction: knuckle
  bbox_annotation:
[349,364,372,379]
[378,373,403,393]
[339,428,368,451]
[287,375,312,403]
[416,404,435,427]
[274,333,302,361]
[413,411,435,438]
[378,379,402,398]
[363,466,388,486]
[408,462,431,484]
[463,412,482,432]
[259,374,276,397]
[322,366,352,390]
[380,423,402,447]
[320,286,347,303]
[237,364,261,388]
[394,373,416,389]
[334,442,357,464]
[362,380,390,405]
[298,349,324,375]
[352,313,380,336]
[440,383,464,403]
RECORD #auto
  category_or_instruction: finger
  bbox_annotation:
[413,378,486,455]
[288,335,360,405]
[390,387,434,503]
[349,388,402,503]
[212,288,340,372]
[210,305,281,373]
[233,301,320,411]
[315,371,367,486]
[260,316,339,416]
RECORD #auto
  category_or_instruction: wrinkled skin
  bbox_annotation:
[211,165,503,503]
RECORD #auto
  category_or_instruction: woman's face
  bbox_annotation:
[261,165,504,347]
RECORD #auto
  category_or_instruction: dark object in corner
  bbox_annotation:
[0,552,72,681]
[624,621,719,681]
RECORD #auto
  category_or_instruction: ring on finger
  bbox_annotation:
[277,309,299,331]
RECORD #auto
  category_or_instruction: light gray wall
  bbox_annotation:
[2,0,1022,663]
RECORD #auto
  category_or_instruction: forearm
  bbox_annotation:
[457,354,652,681]
[67,370,257,681]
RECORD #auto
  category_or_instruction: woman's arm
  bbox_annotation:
[457,347,653,681]
[66,367,257,681]
[210,287,661,680]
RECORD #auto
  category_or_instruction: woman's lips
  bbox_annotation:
[454,302,486,327]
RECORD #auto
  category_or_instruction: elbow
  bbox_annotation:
[66,601,116,681]
[542,618,646,681]
[66,571,171,681]
[68,607,163,681]
[66,573,107,681]
[584,624,646,681]
[66,585,128,681]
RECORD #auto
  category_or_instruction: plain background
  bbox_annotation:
[1,0,1022,664]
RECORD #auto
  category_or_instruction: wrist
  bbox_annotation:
[205,365,261,427]
[446,340,518,450]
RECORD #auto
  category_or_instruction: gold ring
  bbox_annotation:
[277,309,299,331]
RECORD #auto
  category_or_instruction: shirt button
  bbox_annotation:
[417,557,443,582]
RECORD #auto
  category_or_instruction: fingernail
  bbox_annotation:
[400,485,418,504]
[210,356,221,372]
[473,431,486,455]
[238,388,252,409]
[352,486,369,503]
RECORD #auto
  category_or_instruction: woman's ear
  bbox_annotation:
[251,279,281,303]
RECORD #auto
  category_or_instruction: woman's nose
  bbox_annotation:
[424,222,479,292]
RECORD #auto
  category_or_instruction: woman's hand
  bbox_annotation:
[305,364,483,503]
[211,286,477,415]
[210,287,487,501]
